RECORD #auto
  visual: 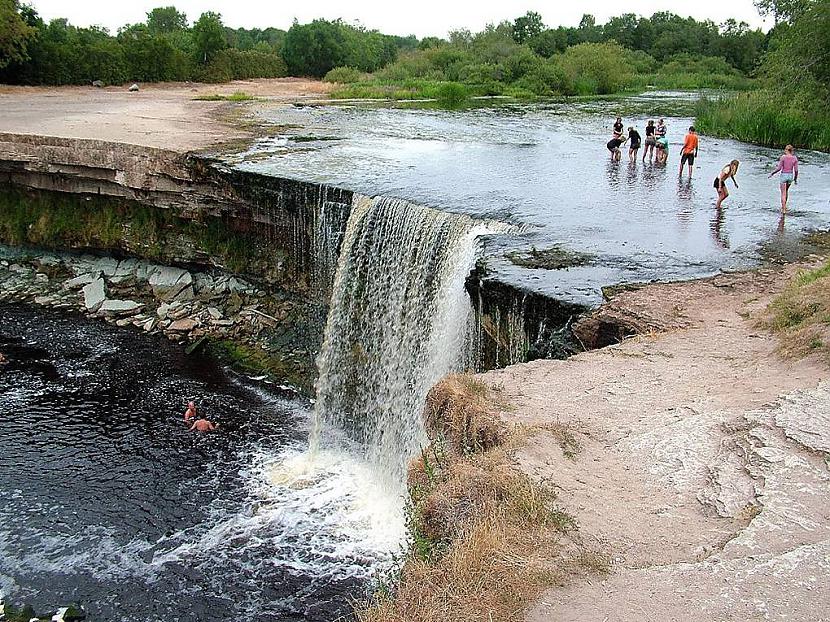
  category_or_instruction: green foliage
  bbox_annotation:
[146,6,188,34]
[322,66,364,83]
[696,92,830,151]
[281,18,397,77]
[193,90,256,101]
[192,11,226,64]
[556,42,630,95]
[0,0,36,69]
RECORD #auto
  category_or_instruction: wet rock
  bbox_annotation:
[149,266,193,301]
[82,278,106,312]
[99,299,144,315]
[168,318,198,332]
[65,272,100,289]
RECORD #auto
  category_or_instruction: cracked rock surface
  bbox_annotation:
[480,261,830,621]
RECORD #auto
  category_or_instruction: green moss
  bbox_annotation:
[193,91,257,101]
[506,245,593,270]
[0,186,271,277]
[208,339,310,391]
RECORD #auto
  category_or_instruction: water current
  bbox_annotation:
[0,305,403,621]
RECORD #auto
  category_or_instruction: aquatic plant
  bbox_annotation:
[696,93,830,151]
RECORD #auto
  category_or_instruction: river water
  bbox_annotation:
[0,305,403,621]
[3,94,829,620]
[237,92,830,305]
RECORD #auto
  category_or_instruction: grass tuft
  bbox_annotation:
[357,373,593,622]
[193,90,257,102]
[760,260,830,362]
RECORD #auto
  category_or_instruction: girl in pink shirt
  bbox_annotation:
[769,144,799,212]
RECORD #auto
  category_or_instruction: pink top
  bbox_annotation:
[772,154,799,175]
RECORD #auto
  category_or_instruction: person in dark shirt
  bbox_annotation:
[628,127,642,162]
[613,116,623,138]
[642,120,656,161]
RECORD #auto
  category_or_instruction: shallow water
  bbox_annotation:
[0,305,404,621]
[237,94,830,305]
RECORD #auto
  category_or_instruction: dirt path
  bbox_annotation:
[0,78,331,151]
[480,262,830,621]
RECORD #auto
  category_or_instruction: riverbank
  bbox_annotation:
[0,78,331,151]
[366,257,830,620]
[482,258,829,620]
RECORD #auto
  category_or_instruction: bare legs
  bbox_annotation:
[780,181,790,212]
[715,184,728,209]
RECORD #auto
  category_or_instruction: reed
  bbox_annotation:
[696,92,830,151]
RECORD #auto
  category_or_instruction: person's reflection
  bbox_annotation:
[711,205,729,249]
[606,159,621,189]
[777,210,786,235]
[676,177,694,224]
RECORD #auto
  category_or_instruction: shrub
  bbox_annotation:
[322,66,363,83]
[555,42,631,95]
[433,81,468,105]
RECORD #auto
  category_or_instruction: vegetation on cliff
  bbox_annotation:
[695,0,830,150]
[356,374,603,622]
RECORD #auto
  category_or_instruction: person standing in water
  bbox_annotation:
[768,144,799,212]
[679,126,699,177]
[656,118,667,142]
[643,120,656,161]
[613,116,623,137]
[714,160,740,209]
[628,126,641,161]
[183,401,198,421]
[189,413,219,432]
[607,134,626,161]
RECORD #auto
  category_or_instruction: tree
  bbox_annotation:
[192,11,225,64]
[512,11,544,44]
[146,6,187,34]
[0,0,36,69]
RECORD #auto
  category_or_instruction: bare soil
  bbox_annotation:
[479,261,830,621]
[0,78,331,151]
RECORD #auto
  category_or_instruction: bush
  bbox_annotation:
[322,66,363,83]
[555,42,631,95]
[196,48,286,82]
[433,81,468,105]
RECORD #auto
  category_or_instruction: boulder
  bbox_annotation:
[65,272,100,289]
[92,80,104,87]
[128,83,140,92]
[82,278,106,312]
[99,299,144,315]
[168,318,198,332]
[149,266,193,300]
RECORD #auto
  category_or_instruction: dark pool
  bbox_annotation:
[0,305,403,621]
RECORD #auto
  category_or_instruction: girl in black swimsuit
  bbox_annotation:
[714,160,740,209]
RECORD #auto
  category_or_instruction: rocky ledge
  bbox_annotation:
[0,247,316,390]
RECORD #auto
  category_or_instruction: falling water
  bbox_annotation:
[309,194,505,484]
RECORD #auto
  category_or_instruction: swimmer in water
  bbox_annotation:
[189,413,218,432]
[183,401,197,421]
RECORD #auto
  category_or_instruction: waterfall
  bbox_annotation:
[309,193,503,484]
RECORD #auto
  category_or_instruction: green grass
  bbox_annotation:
[330,79,472,104]
[193,90,257,101]
[763,260,830,362]
[0,186,267,274]
[696,91,830,151]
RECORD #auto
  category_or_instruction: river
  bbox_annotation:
[2,93,829,620]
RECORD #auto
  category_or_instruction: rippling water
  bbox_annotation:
[236,94,830,305]
[0,305,404,621]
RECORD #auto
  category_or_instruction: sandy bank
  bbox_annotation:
[0,78,331,152]
[479,262,829,621]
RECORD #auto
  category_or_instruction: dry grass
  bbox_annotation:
[761,260,830,362]
[356,373,584,622]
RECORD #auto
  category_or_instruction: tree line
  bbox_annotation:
[0,1,769,87]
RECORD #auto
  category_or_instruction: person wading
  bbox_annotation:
[769,144,799,212]
[189,413,219,432]
[714,160,740,209]
[679,126,699,177]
